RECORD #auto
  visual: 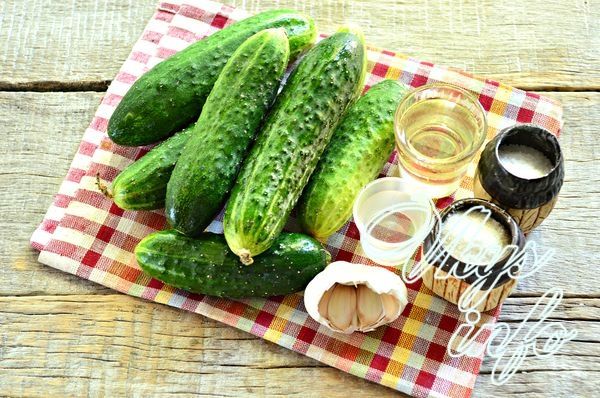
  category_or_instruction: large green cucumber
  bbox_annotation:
[224,26,367,265]
[110,124,195,210]
[166,29,290,236]
[108,10,316,146]
[135,230,330,298]
[297,79,409,239]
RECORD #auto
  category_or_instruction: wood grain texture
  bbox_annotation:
[1,1,599,393]
[1,90,599,396]
[1,294,598,397]
[473,173,560,234]
[422,265,518,312]
[1,91,597,296]
[0,0,156,90]
[1,0,599,90]
[0,91,111,296]
[514,92,600,296]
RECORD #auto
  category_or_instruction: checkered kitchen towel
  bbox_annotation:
[30,1,563,396]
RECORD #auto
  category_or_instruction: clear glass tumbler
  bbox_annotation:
[353,177,435,266]
[394,83,487,198]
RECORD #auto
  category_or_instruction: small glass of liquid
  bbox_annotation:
[353,177,435,266]
[394,83,487,198]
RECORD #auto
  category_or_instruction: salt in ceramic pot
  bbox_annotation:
[473,124,564,233]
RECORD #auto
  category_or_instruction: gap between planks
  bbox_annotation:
[0,81,111,92]
[0,81,599,93]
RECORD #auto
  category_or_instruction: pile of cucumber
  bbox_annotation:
[105,9,408,299]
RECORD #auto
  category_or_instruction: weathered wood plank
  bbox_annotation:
[0,91,111,295]
[475,370,599,398]
[1,1,597,396]
[0,295,404,398]
[0,294,597,397]
[1,91,598,296]
[1,0,598,90]
[0,0,156,89]
[513,91,600,296]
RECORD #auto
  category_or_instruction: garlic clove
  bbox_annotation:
[380,293,402,322]
[317,285,334,320]
[356,284,384,329]
[304,261,409,334]
[327,284,357,332]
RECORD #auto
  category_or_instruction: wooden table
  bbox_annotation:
[1,1,598,396]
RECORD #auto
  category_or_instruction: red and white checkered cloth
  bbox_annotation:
[30,1,563,397]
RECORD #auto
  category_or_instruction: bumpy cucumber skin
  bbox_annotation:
[135,230,331,298]
[165,29,290,236]
[224,28,367,263]
[107,10,316,146]
[111,124,195,210]
[297,80,409,239]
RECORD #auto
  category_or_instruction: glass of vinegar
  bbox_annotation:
[394,83,487,198]
[353,177,435,266]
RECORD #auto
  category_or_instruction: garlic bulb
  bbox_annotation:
[304,261,408,334]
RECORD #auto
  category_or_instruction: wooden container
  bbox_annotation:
[421,199,525,312]
[473,124,564,233]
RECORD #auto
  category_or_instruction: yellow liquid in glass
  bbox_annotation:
[396,98,481,197]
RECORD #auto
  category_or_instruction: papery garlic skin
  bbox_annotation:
[304,261,408,334]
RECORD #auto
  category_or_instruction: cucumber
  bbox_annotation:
[298,79,409,239]
[224,26,367,265]
[108,10,316,146]
[166,29,290,236]
[110,124,195,210]
[135,230,331,298]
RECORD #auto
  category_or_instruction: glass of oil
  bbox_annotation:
[394,83,487,198]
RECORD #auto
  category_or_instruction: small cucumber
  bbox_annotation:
[108,10,316,146]
[135,230,330,298]
[298,79,409,239]
[166,29,290,236]
[224,26,367,265]
[110,124,194,210]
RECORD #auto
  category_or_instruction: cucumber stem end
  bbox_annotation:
[96,173,113,199]
[239,249,254,266]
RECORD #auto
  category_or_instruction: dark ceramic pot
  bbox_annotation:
[474,124,564,233]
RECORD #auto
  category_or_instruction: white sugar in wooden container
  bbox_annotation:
[421,199,525,312]
[441,210,511,265]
